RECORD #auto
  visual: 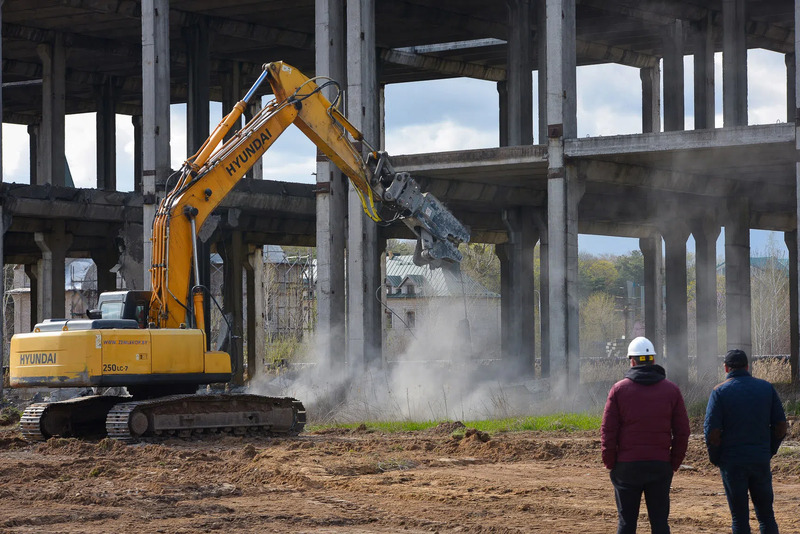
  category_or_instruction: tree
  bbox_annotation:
[580,292,624,358]
[459,243,501,293]
[750,236,790,356]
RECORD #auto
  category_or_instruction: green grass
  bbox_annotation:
[306,412,602,435]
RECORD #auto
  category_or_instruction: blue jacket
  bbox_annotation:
[704,369,786,466]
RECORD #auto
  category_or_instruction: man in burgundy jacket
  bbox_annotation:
[601,336,691,534]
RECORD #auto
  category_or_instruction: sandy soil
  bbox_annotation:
[0,421,799,534]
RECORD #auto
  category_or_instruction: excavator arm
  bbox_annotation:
[150,61,470,330]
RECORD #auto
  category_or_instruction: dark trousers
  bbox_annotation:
[610,460,673,534]
[719,462,779,534]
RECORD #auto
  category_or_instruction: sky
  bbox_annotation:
[0,48,790,258]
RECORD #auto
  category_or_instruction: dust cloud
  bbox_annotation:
[246,301,589,425]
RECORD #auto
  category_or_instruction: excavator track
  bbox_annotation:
[20,395,130,442]
[105,394,306,443]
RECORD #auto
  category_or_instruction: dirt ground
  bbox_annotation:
[0,420,799,534]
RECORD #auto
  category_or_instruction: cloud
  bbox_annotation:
[2,123,29,183]
[748,49,787,125]
[386,120,496,154]
[577,63,643,136]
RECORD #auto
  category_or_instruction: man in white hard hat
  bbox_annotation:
[601,336,690,534]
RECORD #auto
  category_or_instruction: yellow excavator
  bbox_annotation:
[8,62,469,442]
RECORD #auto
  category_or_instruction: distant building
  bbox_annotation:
[383,254,500,360]
[7,259,114,333]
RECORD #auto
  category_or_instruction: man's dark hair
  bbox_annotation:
[724,349,748,369]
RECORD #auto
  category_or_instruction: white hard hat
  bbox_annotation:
[627,336,656,358]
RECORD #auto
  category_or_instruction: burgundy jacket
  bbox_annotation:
[601,364,690,471]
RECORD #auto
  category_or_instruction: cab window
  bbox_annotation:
[100,302,124,320]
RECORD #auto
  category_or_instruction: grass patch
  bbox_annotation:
[307,412,602,435]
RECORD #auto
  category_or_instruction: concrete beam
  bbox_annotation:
[565,123,793,156]
[392,145,548,174]
[58,1,314,50]
[576,160,795,204]
[379,48,505,82]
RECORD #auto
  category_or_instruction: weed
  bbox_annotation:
[0,406,21,426]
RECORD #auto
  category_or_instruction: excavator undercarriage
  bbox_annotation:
[21,393,306,442]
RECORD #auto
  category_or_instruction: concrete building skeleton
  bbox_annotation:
[0,0,798,396]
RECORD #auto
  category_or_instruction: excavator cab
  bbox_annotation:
[87,290,151,328]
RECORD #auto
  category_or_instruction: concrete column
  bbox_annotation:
[37,35,66,186]
[506,0,534,146]
[315,0,347,368]
[141,0,171,290]
[496,208,538,374]
[545,0,577,138]
[184,20,210,155]
[24,264,38,330]
[34,220,72,320]
[534,212,550,378]
[347,0,382,368]
[91,247,118,294]
[793,0,800,381]
[184,19,213,343]
[545,0,579,392]
[221,62,242,143]
[243,99,264,180]
[693,218,721,382]
[640,236,664,356]
[96,79,117,190]
[0,206,4,398]
[222,231,245,385]
[497,81,508,147]
[246,246,266,380]
[785,231,798,382]
[661,223,690,388]
[663,20,685,132]
[132,114,142,193]
[725,197,751,354]
[723,0,747,127]
[640,66,661,133]
[787,54,796,124]
[537,0,547,144]
[0,2,3,187]
[27,124,38,185]
[693,13,715,130]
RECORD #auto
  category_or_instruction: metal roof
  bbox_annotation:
[385,255,498,298]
